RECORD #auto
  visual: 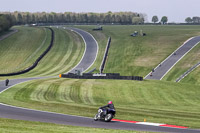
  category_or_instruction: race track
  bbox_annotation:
[145,36,200,80]
[0,27,199,133]
[65,27,98,74]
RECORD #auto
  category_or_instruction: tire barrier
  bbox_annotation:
[176,61,200,82]
[61,73,143,81]
[0,27,54,76]
[100,37,111,73]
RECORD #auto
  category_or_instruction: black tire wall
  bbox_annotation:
[0,27,54,76]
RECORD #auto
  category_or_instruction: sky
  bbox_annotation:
[0,0,200,22]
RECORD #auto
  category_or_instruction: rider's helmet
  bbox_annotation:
[108,101,113,104]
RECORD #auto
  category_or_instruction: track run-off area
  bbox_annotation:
[0,26,200,133]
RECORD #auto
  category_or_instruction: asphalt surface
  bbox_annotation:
[0,103,199,133]
[0,28,199,132]
[145,36,200,80]
[65,27,98,74]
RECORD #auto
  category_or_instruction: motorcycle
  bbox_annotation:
[94,107,116,122]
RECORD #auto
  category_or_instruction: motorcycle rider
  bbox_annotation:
[101,101,115,109]
[99,101,115,117]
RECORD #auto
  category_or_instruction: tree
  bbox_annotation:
[31,14,36,23]
[0,14,13,33]
[192,16,200,23]
[17,13,23,24]
[152,16,158,23]
[161,16,168,24]
[25,13,31,24]
[132,17,144,24]
[185,17,193,23]
[1,11,145,25]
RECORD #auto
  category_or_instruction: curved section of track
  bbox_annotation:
[145,36,200,80]
[0,28,199,133]
[65,27,98,74]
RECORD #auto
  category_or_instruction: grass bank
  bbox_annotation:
[74,25,200,78]
[0,26,50,74]
[163,42,200,84]
[0,78,200,128]
[0,27,85,80]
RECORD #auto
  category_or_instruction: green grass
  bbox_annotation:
[181,66,200,84]
[23,28,85,77]
[1,25,200,131]
[68,26,109,73]
[0,26,85,80]
[1,78,200,128]
[0,118,153,133]
[163,42,200,84]
[0,26,51,74]
[75,25,200,84]
[75,25,200,78]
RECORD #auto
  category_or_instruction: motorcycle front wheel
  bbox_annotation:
[94,114,98,121]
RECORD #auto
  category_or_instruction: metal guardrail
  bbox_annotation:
[100,37,111,73]
[176,62,200,82]
[0,27,54,76]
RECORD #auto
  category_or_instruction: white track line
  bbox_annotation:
[0,27,98,120]
[0,103,92,119]
[65,27,99,73]
[144,37,195,79]
[160,41,200,80]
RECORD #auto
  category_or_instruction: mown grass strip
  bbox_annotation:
[21,28,85,77]
[0,26,50,74]
[0,78,200,128]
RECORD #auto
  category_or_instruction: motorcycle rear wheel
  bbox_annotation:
[104,113,113,122]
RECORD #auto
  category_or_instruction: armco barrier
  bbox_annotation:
[100,37,111,73]
[61,73,143,81]
[0,27,54,76]
[176,61,200,82]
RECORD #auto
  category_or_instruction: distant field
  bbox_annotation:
[23,27,85,77]
[75,25,200,79]
[0,26,85,80]
[1,78,200,128]
[0,118,153,133]
[0,26,50,74]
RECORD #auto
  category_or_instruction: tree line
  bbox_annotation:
[185,17,200,24]
[1,11,145,25]
[151,15,168,24]
[0,14,13,33]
